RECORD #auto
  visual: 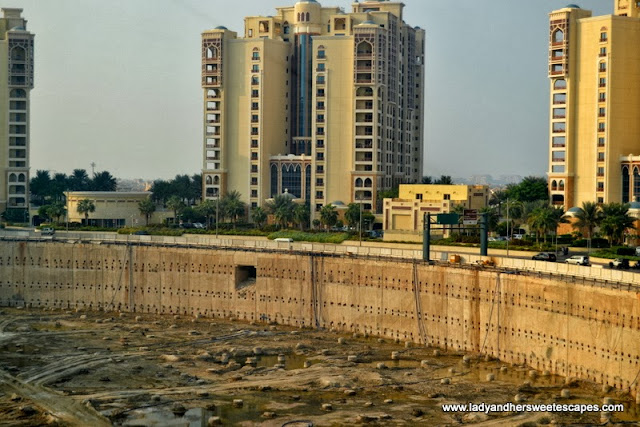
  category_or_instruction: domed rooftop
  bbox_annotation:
[296,0,319,3]
[9,26,25,31]
[565,4,581,8]
[629,202,640,210]
[330,201,345,206]
[214,25,228,30]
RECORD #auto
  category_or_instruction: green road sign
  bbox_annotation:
[436,213,459,225]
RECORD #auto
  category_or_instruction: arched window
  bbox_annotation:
[282,164,302,198]
[355,178,363,187]
[551,180,558,191]
[213,176,220,185]
[356,87,373,96]
[364,178,372,188]
[252,47,260,60]
[552,29,564,43]
[305,165,311,201]
[558,180,565,191]
[554,79,566,90]
[205,176,213,185]
[10,46,25,61]
[297,13,301,22]
[207,89,219,98]
[356,41,373,56]
[283,21,290,34]
[306,12,310,22]
[251,76,259,85]
[10,89,26,98]
[17,173,25,183]
[271,164,279,197]
[623,166,630,203]
[207,46,218,59]
[8,173,17,183]
[634,168,640,201]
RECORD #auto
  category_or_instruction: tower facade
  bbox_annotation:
[0,8,33,215]
[201,0,425,216]
[547,2,640,207]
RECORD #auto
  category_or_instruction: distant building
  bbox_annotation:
[547,1,640,207]
[383,184,489,235]
[64,192,171,227]
[201,0,425,218]
[0,8,34,215]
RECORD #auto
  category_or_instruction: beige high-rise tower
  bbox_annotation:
[201,0,425,217]
[547,1,640,208]
[0,8,33,216]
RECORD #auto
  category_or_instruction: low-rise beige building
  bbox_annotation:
[64,192,171,227]
[383,184,489,240]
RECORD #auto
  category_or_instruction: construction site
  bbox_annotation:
[0,307,637,426]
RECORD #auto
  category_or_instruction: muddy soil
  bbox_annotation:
[0,307,637,426]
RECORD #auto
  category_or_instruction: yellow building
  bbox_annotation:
[201,0,425,219]
[383,184,489,232]
[547,1,640,208]
[64,192,172,227]
[0,9,33,214]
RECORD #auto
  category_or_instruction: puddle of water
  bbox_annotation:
[255,353,313,370]
[121,407,214,426]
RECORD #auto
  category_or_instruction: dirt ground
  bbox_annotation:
[0,307,637,426]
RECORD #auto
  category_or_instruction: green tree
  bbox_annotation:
[421,176,433,184]
[76,199,96,225]
[434,175,453,185]
[489,189,508,217]
[572,201,602,250]
[90,171,117,191]
[166,195,185,223]
[600,203,635,245]
[37,205,51,223]
[138,198,156,226]
[344,203,361,229]
[196,200,217,229]
[479,206,499,232]
[320,204,338,230]
[30,170,52,206]
[506,176,548,203]
[68,169,90,191]
[293,204,310,230]
[312,219,321,229]
[251,206,267,229]
[47,201,67,224]
[266,194,296,229]
[220,190,246,223]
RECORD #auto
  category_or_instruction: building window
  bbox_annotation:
[316,191,324,198]
[317,75,325,84]
[598,92,606,102]
[251,177,258,185]
[600,31,607,42]
[317,49,325,59]
[317,101,325,110]
[317,114,324,123]
[599,62,607,72]
[252,102,259,110]
[252,89,259,97]
[251,190,258,198]
[317,88,325,97]
[252,64,260,73]
[317,139,324,148]
[248,29,253,37]
[251,127,258,135]
[599,47,607,57]
[316,152,324,161]
[598,137,605,147]
[553,79,566,90]
[281,164,302,198]
[598,107,606,117]
[317,127,325,135]
[316,165,324,173]
[252,51,260,60]
[599,77,606,87]
[552,165,565,173]
[252,76,259,85]
[597,167,605,177]
[553,29,564,43]
[598,152,605,162]
[316,178,324,186]
[251,202,258,208]
[598,122,605,132]
[317,63,325,71]
[251,165,258,173]
[251,139,258,148]
[553,93,566,104]
[597,182,604,192]
[551,64,563,74]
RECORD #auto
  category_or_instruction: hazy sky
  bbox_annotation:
[6,0,610,180]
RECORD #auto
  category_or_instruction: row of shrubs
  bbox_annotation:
[268,231,351,244]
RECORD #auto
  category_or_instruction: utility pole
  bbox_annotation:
[506,199,509,257]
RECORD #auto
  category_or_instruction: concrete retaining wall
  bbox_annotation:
[1,240,640,396]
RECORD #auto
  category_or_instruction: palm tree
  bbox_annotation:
[251,206,267,229]
[421,176,433,184]
[265,195,296,229]
[76,199,95,225]
[320,204,338,230]
[572,201,601,250]
[220,191,246,223]
[138,198,156,226]
[293,204,310,230]
[600,203,635,245]
[30,170,52,205]
[434,175,453,185]
[68,169,90,191]
[47,201,67,224]
[166,195,185,224]
[196,200,216,228]
[344,203,361,229]
[90,171,117,191]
